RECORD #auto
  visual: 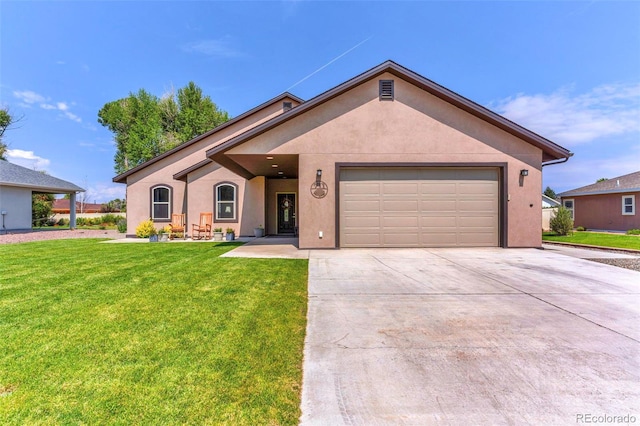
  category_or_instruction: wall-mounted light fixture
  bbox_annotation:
[316,169,322,185]
[520,169,529,177]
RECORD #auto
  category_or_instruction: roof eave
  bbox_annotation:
[559,187,640,197]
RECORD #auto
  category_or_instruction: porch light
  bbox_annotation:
[316,169,322,184]
[520,169,529,177]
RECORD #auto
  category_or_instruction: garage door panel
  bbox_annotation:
[459,182,496,195]
[421,232,458,246]
[420,200,457,212]
[383,233,420,246]
[382,182,419,195]
[340,167,499,248]
[343,232,382,247]
[383,216,419,228]
[459,216,496,227]
[459,200,496,212]
[421,183,457,194]
[342,182,380,195]
[344,216,380,228]
[344,200,381,212]
[383,200,419,212]
[420,216,457,227]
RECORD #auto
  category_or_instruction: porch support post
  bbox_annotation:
[69,192,77,230]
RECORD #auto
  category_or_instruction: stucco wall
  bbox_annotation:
[565,192,640,231]
[0,186,32,230]
[542,208,556,231]
[229,74,544,248]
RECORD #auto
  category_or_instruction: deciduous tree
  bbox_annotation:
[99,83,229,174]
[1,107,23,160]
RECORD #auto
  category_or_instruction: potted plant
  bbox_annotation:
[225,227,235,241]
[158,225,171,242]
[213,227,224,241]
[149,227,158,242]
[253,225,265,238]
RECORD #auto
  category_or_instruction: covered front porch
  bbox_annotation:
[213,152,301,237]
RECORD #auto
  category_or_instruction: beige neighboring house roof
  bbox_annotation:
[559,171,640,197]
[0,160,85,193]
[206,60,573,176]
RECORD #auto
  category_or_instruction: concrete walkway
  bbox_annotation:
[300,247,640,425]
[220,236,309,259]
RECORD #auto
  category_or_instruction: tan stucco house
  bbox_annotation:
[114,61,572,248]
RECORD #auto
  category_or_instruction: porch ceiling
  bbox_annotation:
[225,154,299,179]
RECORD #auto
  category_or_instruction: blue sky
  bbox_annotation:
[1,1,639,202]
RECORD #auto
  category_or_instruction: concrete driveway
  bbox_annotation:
[300,247,640,425]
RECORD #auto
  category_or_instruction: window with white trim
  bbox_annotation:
[151,185,171,220]
[563,199,574,220]
[622,195,635,215]
[215,183,237,221]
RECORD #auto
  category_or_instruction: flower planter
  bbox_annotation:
[213,232,224,241]
[149,235,159,242]
[225,232,235,241]
[253,228,265,238]
[159,234,169,242]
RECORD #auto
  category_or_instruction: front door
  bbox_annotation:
[277,193,296,234]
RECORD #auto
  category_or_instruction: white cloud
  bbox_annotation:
[182,36,244,57]
[491,83,640,146]
[13,90,82,123]
[13,90,46,105]
[6,149,51,171]
[87,183,126,203]
[64,111,82,123]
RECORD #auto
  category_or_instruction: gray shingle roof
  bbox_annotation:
[559,171,640,197]
[0,160,85,193]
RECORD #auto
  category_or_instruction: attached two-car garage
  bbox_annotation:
[339,167,500,248]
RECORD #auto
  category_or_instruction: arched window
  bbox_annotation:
[215,182,237,222]
[151,185,171,220]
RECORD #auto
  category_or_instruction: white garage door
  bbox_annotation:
[339,167,499,247]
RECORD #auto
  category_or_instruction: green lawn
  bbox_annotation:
[0,240,307,425]
[543,231,640,250]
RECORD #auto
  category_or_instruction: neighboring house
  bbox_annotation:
[0,160,85,230]
[114,60,572,248]
[52,199,111,214]
[559,171,640,231]
[542,194,560,208]
[542,194,561,231]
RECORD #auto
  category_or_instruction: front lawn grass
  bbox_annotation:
[543,231,640,250]
[0,240,307,425]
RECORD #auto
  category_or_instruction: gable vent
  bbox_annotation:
[283,102,293,111]
[379,80,394,101]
